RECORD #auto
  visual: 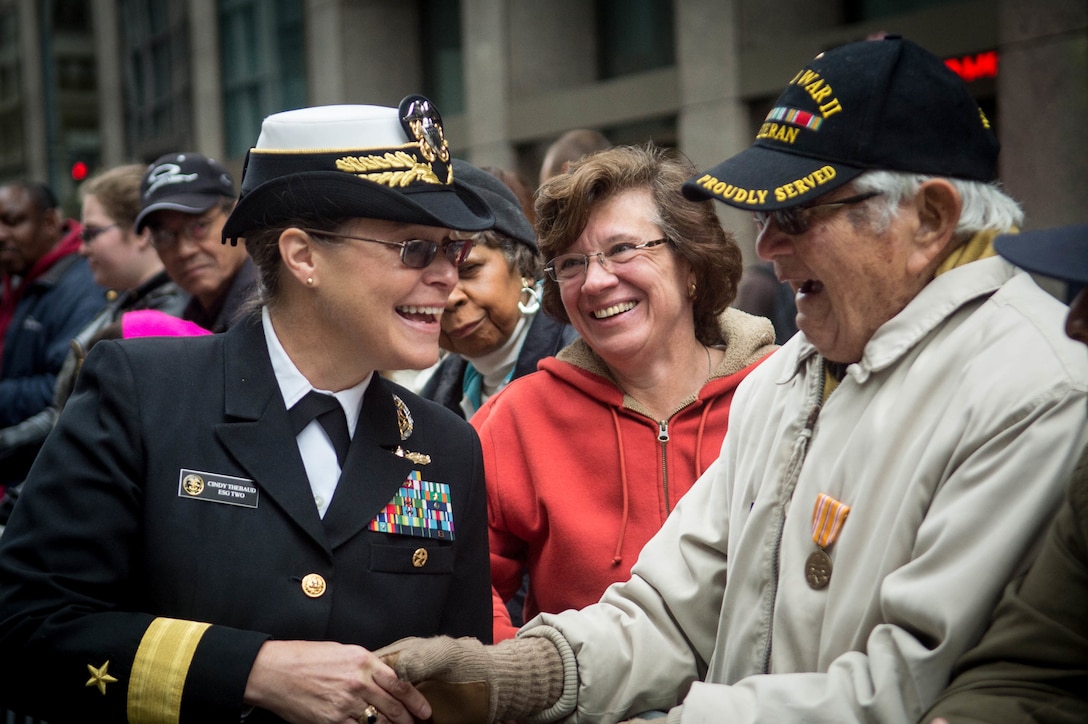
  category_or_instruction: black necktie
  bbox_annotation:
[288,391,351,468]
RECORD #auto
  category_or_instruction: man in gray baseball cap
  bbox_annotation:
[137,152,253,331]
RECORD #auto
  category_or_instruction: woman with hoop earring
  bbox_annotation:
[422,160,578,420]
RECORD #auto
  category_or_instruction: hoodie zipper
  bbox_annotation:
[657,419,671,512]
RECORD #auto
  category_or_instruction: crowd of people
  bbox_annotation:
[0,33,1085,724]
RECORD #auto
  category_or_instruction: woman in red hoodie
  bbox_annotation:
[477,144,778,641]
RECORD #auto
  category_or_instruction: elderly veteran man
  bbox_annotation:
[374,36,1088,724]
[0,97,495,724]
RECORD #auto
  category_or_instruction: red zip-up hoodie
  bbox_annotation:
[474,308,777,641]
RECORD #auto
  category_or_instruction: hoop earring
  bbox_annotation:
[518,278,541,315]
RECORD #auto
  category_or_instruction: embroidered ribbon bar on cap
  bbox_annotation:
[811,493,851,549]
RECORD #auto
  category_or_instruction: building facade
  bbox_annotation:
[1,0,1086,267]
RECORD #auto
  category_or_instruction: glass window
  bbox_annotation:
[56,54,96,93]
[420,0,464,114]
[596,0,674,80]
[120,0,192,155]
[219,0,306,158]
[52,0,90,32]
[844,0,957,22]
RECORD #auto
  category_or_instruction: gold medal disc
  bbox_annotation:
[805,549,833,590]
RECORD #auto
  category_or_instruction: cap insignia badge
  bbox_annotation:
[401,96,450,165]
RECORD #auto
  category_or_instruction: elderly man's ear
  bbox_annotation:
[908,178,963,276]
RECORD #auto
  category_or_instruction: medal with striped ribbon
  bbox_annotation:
[805,493,851,589]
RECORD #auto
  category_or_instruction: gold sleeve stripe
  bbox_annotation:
[128,617,211,724]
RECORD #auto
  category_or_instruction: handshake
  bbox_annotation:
[376,627,575,724]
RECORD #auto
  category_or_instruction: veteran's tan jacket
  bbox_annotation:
[529,256,1088,723]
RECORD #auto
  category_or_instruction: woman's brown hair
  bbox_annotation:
[534,143,743,346]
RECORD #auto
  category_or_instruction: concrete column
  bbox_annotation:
[305,0,422,107]
[997,0,1087,300]
[997,0,1088,229]
[460,0,513,168]
[674,0,755,261]
[508,0,597,94]
[18,0,47,181]
[506,0,600,182]
[90,0,125,167]
[189,0,225,159]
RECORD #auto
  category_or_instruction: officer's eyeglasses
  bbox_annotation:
[753,192,883,235]
[149,210,223,251]
[300,229,473,269]
[544,238,670,283]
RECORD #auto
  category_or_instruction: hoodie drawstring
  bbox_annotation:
[610,407,630,567]
[694,396,717,474]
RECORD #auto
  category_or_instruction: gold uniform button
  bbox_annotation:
[301,573,327,598]
[411,548,428,568]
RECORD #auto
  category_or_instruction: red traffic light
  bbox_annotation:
[71,161,89,181]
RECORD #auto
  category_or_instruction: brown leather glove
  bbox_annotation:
[377,634,564,724]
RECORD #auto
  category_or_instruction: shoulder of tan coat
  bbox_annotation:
[714,307,778,376]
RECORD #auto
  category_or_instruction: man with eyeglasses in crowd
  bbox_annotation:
[135,152,255,333]
[374,36,1088,724]
[0,180,104,429]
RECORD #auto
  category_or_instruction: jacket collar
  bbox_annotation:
[777,255,1018,385]
[215,315,417,549]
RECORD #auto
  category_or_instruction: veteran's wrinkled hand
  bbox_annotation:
[377,634,564,724]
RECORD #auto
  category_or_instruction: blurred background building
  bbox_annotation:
[1,0,1085,269]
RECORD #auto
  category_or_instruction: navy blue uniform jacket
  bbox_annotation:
[0,314,492,723]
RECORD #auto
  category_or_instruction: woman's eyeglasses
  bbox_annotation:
[80,224,118,244]
[544,238,669,283]
[301,229,473,269]
[753,191,883,235]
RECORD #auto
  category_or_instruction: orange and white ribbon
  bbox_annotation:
[811,493,850,549]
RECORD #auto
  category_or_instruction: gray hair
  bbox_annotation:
[853,170,1023,242]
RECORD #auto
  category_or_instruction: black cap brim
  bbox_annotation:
[221,171,493,242]
[682,143,865,211]
[994,225,1088,286]
[135,194,224,232]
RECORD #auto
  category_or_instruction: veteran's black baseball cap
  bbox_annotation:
[995,225,1088,286]
[221,95,493,243]
[136,152,236,232]
[683,36,1000,211]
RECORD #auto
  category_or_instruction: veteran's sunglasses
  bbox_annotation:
[753,191,883,235]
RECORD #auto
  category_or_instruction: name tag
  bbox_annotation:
[177,468,259,509]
